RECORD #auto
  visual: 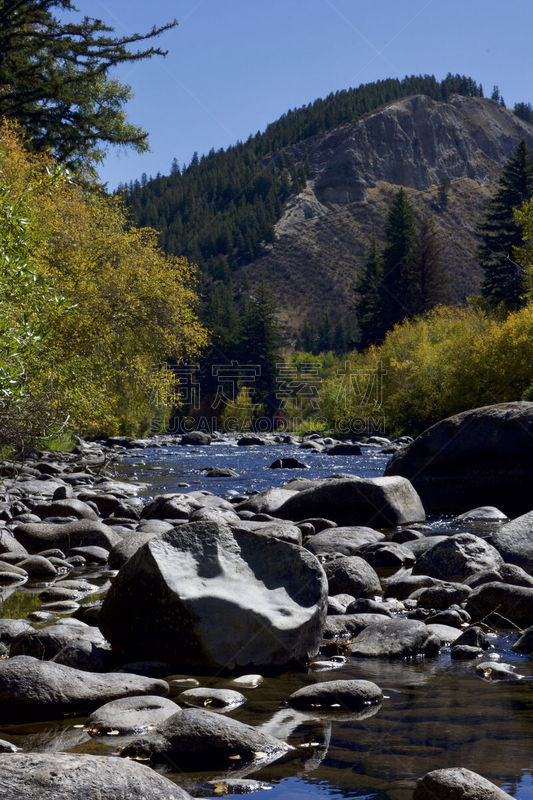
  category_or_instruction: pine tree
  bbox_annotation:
[415,214,449,310]
[354,234,385,348]
[478,139,533,310]
[0,1,177,166]
[381,189,418,330]
[237,284,281,414]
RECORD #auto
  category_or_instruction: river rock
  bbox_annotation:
[512,624,533,654]
[119,708,288,770]
[356,541,416,568]
[177,687,246,712]
[465,563,533,589]
[385,401,533,515]
[181,431,211,446]
[0,656,168,721]
[85,695,179,736]
[325,444,362,455]
[349,618,440,658]
[236,488,299,515]
[277,476,425,527]
[237,435,266,446]
[203,467,239,477]
[323,613,390,640]
[16,554,57,578]
[383,571,438,600]
[412,582,472,610]
[108,531,159,568]
[13,519,120,554]
[269,458,309,469]
[33,498,99,521]
[414,533,504,583]
[0,752,192,799]
[487,511,533,574]
[288,679,382,711]
[99,521,327,670]
[9,625,113,672]
[413,767,516,800]
[454,626,490,650]
[456,506,508,523]
[323,556,382,598]
[466,582,533,627]
[305,526,384,556]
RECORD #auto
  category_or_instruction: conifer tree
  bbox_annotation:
[0,0,177,166]
[237,284,281,414]
[354,234,385,349]
[381,189,418,330]
[478,139,533,310]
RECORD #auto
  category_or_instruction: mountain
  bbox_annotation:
[240,94,533,334]
[122,77,533,341]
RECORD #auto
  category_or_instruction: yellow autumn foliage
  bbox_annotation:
[0,121,207,441]
[319,303,533,435]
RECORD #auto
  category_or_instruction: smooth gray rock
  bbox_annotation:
[466,581,533,627]
[9,625,113,672]
[277,476,425,527]
[456,506,508,523]
[119,708,288,771]
[181,431,211,445]
[33,498,99,521]
[269,458,308,469]
[415,533,504,583]
[108,531,159,568]
[86,695,179,736]
[488,511,533,574]
[0,656,168,721]
[0,752,192,799]
[99,521,328,670]
[356,541,415,568]
[323,556,382,598]
[0,619,33,646]
[413,767,515,800]
[349,618,440,658]
[413,582,472,610]
[177,687,246,712]
[386,401,533,515]
[323,613,390,641]
[13,519,120,553]
[454,626,490,650]
[203,467,239,477]
[288,679,382,711]
[305,526,384,556]
[513,624,533,654]
[16,554,57,578]
[465,563,533,589]
[236,488,299,515]
[382,571,437,600]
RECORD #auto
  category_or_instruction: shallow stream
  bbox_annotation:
[2,440,533,799]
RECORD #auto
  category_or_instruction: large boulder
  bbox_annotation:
[349,618,440,658]
[99,521,328,671]
[323,556,382,598]
[414,533,504,583]
[0,656,168,721]
[385,401,533,515]
[465,582,533,628]
[276,476,425,527]
[305,526,384,556]
[120,708,288,771]
[12,519,120,554]
[488,511,533,574]
[0,752,191,800]
[413,767,515,800]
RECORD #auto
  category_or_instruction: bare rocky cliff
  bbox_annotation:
[239,95,533,336]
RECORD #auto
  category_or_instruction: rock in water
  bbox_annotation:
[276,476,425,527]
[99,521,328,670]
[120,708,288,771]
[385,401,533,515]
[0,752,191,799]
[413,767,516,800]
[0,656,168,722]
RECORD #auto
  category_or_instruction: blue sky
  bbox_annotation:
[73,0,533,189]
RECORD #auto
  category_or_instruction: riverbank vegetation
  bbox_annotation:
[0,122,206,449]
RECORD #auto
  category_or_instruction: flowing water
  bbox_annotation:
[2,441,533,799]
